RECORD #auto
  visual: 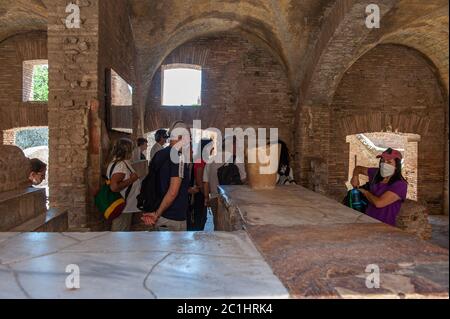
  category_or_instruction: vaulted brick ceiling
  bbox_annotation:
[127,0,448,104]
[128,0,338,92]
[0,0,447,98]
[0,0,47,43]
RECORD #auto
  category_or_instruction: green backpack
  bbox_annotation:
[95,161,132,221]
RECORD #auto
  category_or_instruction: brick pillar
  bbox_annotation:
[2,129,16,145]
[47,0,100,228]
[445,112,449,215]
[295,103,331,195]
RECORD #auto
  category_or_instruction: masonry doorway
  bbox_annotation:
[346,132,420,201]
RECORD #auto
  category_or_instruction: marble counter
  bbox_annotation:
[1,185,447,299]
[217,185,449,298]
[0,231,289,299]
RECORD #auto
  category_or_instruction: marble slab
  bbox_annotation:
[219,185,378,227]
[59,231,262,259]
[0,231,289,299]
[246,223,449,298]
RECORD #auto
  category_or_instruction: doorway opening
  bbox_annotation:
[346,132,420,201]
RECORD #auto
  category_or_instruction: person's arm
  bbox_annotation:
[110,172,138,192]
[195,166,205,194]
[204,182,210,207]
[238,163,247,184]
[155,177,182,218]
[203,164,210,205]
[350,166,370,188]
[142,176,181,225]
[359,189,401,208]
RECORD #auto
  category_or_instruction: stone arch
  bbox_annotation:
[337,113,432,138]
[137,13,290,103]
[328,44,447,215]
[143,30,295,150]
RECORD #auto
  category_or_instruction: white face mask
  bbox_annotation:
[380,163,396,178]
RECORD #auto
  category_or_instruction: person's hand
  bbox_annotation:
[359,188,369,196]
[141,212,158,226]
[130,173,139,183]
[204,198,210,207]
[350,175,360,188]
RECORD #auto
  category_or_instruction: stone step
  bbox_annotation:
[9,208,68,232]
[0,187,47,231]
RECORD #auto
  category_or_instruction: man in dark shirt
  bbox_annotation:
[141,121,190,231]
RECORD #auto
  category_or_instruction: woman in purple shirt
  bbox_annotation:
[350,148,408,226]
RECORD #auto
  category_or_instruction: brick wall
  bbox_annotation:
[98,0,139,140]
[0,31,48,135]
[329,44,447,215]
[94,0,140,230]
[145,33,296,155]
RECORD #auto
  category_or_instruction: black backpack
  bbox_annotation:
[217,163,243,185]
[137,150,170,212]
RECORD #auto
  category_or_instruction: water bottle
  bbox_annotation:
[350,188,364,212]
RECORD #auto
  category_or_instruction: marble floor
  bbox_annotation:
[0,231,289,299]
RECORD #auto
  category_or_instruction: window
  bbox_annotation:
[162,64,202,106]
[23,60,48,102]
[106,69,133,134]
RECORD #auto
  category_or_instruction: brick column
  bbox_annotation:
[445,114,449,215]
[2,129,16,145]
[295,103,331,194]
[47,0,100,228]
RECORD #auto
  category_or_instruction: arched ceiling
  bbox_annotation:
[0,0,47,43]
[128,0,338,101]
[0,0,448,107]
[299,0,449,109]
[381,6,449,92]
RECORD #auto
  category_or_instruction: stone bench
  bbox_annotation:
[0,187,47,231]
[10,208,68,232]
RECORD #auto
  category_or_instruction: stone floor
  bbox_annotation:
[0,231,289,299]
